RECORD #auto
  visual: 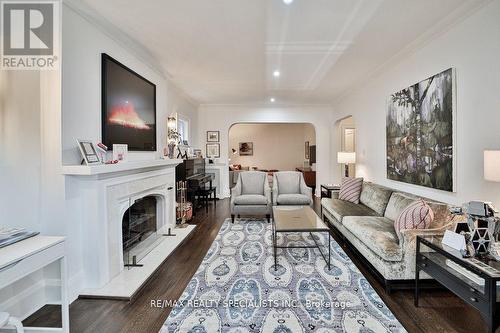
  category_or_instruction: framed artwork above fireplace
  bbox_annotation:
[102,53,157,151]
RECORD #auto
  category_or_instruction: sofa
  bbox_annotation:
[321,182,457,291]
[231,171,272,223]
[272,171,313,206]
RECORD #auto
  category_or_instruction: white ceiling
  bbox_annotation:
[78,0,487,105]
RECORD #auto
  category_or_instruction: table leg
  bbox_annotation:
[415,238,420,306]
[273,225,277,271]
[328,232,331,270]
[61,256,69,333]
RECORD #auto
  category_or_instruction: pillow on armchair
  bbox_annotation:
[338,177,363,204]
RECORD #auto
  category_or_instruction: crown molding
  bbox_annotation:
[63,0,200,105]
[332,0,492,105]
[198,103,334,108]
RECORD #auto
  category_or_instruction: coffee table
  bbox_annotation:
[272,206,331,270]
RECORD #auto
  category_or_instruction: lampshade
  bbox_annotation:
[484,150,500,182]
[337,152,356,164]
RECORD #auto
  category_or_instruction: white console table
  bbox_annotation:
[0,236,68,333]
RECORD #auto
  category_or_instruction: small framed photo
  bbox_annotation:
[207,131,220,142]
[206,143,220,158]
[112,144,128,162]
[193,149,202,158]
[77,139,101,165]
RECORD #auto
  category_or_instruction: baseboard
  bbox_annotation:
[67,270,84,304]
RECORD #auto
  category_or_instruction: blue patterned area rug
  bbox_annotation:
[161,218,406,333]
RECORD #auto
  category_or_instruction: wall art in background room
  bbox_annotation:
[206,143,220,158]
[305,141,310,159]
[207,131,220,142]
[102,54,156,151]
[239,142,253,156]
[387,68,455,192]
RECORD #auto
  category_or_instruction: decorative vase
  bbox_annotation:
[168,144,176,159]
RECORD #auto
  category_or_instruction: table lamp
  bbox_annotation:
[338,152,356,177]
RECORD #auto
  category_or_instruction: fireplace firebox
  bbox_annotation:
[122,195,162,267]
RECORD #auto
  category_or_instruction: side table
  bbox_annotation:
[416,235,500,333]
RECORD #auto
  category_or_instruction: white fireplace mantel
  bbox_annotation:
[62,158,183,176]
[63,158,189,298]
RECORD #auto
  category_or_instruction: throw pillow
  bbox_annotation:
[394,199,434,239]
[338,177,364,204]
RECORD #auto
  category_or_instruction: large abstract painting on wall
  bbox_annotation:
[387,68,455,192]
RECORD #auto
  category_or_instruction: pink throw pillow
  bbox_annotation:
[394,199,434,238]
[338,177,363,204]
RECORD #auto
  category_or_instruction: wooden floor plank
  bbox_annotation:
[23,198,489,332]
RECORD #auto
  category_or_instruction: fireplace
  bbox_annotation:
[122,195,163,267]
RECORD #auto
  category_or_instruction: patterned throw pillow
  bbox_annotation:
[394,199,434,238]
[338,177,364,204]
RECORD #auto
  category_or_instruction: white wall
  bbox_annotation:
[62,5,199,165]
[228,123,315,171]
[198,105,334,197]
[333,0,500,207]
[60,3,198,300]
[0,71,42,230]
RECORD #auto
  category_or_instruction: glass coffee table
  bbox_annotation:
[272,206,331,270]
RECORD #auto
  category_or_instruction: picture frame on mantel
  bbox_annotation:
[207,131,220,142]
[77,139,101,165]
[206,143,220,158]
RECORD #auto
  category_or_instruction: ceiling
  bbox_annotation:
[78,0,486,105]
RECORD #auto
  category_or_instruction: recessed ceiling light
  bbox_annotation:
[270,97,276,103]
[273,70,280,77]
[283,0,293,4]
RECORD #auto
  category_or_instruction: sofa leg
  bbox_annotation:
[231,214,235,223]
[385,282,392,295]
[266,214,270,223]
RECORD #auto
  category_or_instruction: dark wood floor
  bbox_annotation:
[25,198,489,332]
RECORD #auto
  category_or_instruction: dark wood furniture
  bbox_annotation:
[176,158,214,214]
[416,235,500,333]
[320,184,340,199]
[196,186,216,212]
[295,167,316,194]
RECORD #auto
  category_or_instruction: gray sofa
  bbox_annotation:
[321,182,457,291]
[231,171,272,223]
[273,171,312,206]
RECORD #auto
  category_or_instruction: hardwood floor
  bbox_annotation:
[24,198,489,332]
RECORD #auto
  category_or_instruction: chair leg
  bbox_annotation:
[231,214,235,223]
[266,214,270,223]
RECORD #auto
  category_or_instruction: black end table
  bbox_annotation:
[416,235,500,333]
[320,184,340,199]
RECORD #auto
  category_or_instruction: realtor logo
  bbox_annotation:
[1,1,59,70]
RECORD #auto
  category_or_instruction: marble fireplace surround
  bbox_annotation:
[63,160,183,295]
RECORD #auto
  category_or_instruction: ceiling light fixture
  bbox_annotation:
[273,70,280,77]
[270,97,276,103]
[283,0,293,4]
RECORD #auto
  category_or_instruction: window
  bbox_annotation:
[178,118,189,144]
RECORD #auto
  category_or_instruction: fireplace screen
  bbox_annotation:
[122,196,162,267]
